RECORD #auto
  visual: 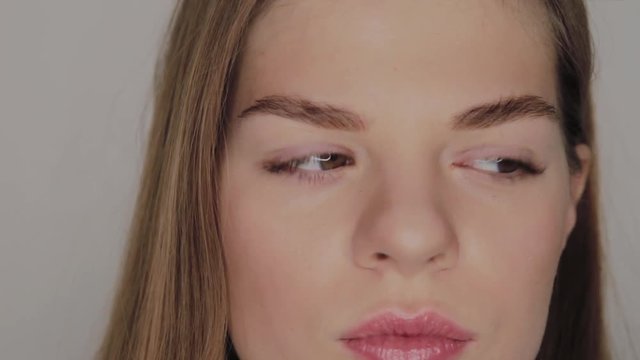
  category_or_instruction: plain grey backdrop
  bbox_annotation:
[0,1,638,359]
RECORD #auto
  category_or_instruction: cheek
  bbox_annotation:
[460,183,570,358]
[219,180,340,358]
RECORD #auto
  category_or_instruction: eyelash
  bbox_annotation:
[263,152,545,185]
[263,153,355,185]
[458,157,546,184]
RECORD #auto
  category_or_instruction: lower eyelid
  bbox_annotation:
[265,151,543,187]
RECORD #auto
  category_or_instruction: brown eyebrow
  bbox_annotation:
[451,95,558,130]
[238,95,367,131]
[237,94,558,132]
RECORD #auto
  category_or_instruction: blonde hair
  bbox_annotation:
[97,1,609,359]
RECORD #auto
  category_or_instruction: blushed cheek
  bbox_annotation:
[482,206,567,358]
[220,190,319,358]
[221,213,279,347]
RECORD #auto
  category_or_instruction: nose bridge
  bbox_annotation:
[352,163,458,277]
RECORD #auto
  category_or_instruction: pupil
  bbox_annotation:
[315,153,346,171]
[497,159,520,173]
[319,154,337,170]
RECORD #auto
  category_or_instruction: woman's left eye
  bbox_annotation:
[468,157,545,181]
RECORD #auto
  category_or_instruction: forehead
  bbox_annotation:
[233,0,555,124]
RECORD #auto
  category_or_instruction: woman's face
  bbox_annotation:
[219,1,590,359]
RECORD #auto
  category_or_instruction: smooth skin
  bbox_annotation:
[219,1,591,359]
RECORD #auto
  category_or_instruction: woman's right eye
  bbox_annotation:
[265,153,355,174]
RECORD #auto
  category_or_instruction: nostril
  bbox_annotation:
[375,253,388,260]
[428,254,442,263]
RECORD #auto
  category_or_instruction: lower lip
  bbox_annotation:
[342,335,469,360]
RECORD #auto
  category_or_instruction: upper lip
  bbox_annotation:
[340,309,474,341]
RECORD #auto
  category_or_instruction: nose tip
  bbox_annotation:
[379,215,456,276]
[352,197,459,277]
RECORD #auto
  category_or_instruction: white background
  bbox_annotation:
[0,1,638,359]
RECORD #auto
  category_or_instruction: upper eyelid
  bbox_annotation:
[265,144,546,169]
[263,143,357,162]
[265,153,543,188]
[281,150,536,165]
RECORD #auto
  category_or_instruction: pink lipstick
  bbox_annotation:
[340,311,474,360]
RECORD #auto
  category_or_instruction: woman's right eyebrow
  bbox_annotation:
[237,94,368,132]
[236,94,558,132]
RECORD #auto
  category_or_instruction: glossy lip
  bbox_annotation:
[340,310,474,360]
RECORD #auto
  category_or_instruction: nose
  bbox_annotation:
[351,172,458,278]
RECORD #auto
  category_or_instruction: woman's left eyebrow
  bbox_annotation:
[236,94,558,132]
[451,95,559,130]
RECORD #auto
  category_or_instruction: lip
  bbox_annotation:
[340,310,474,360]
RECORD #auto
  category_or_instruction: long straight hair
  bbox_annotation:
[96,1,609,359]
